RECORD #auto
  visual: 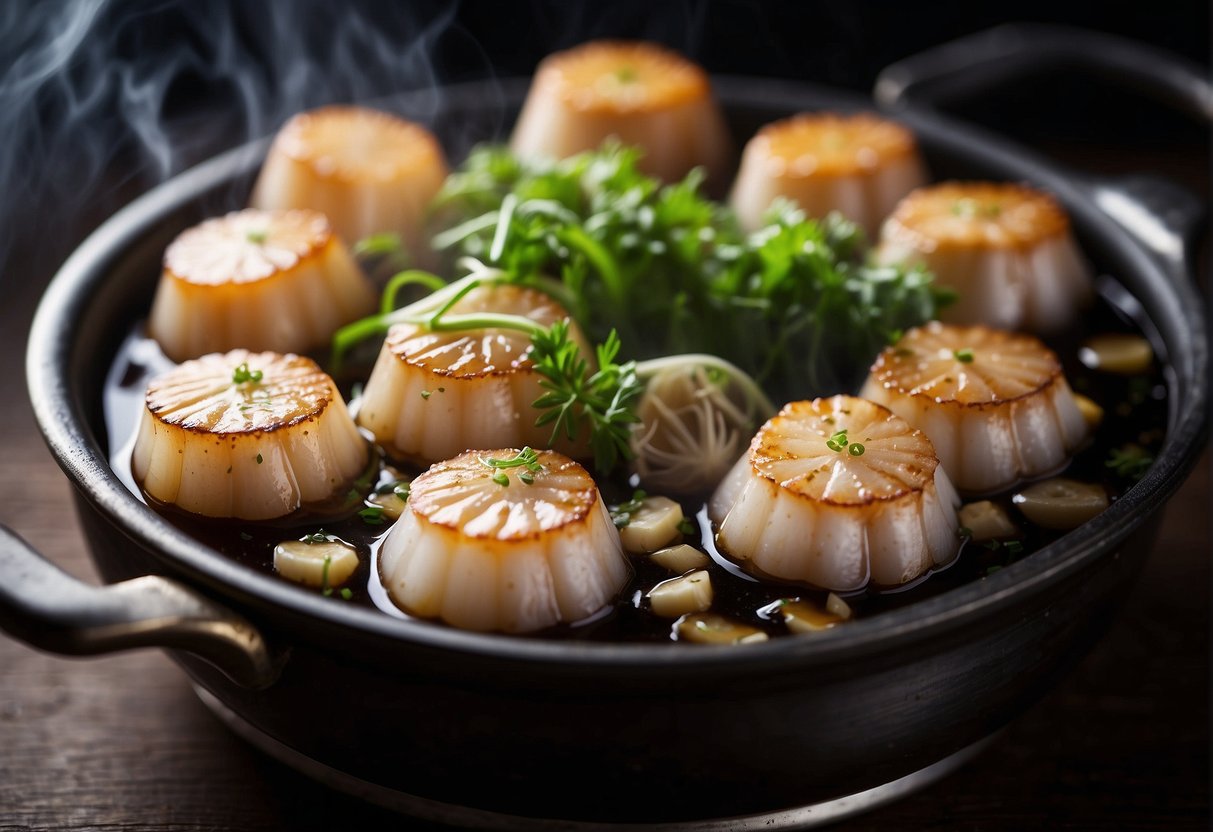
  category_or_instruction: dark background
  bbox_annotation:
[0,1,1208,829]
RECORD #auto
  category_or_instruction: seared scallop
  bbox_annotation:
[730,112,927,235]
[131,350,369,520]
[510,40,731,184]
[147,209,376,362]
[250,106,449,258]
[379,448,629,633]
[875,182,1092,332]
[357,283,591,465]
[709,396,960,590]
[859,322,1088,494]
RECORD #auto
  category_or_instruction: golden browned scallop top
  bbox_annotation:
[145,349,335,434]
[867,323,1064,408]
[408,449,599,541]
[163,209,332,288]
[748,397,938,506]
[750,112,919,178]
[270,106,445,183]
[883,182,1070,251]
[533,40,711,114]
[386,284,570,378]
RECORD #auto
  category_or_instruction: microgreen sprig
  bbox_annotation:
[232,362,263,385]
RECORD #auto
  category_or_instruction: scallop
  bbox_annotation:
[510,40,731,185]
[378,449,629,633]
[250,106,449,259]
[131,350,369,520]
[147,209,376,362]
[730,112,927,235]
[860,322,1088,494]
[356,283,591,465]
[875,182,1092,332]
[709,396,961,591]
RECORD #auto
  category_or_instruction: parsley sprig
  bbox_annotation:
[530,322,643,473]
[433,143,950,397]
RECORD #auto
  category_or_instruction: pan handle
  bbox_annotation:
[875,23,1210,275]
[875,23,1212,123]
[0,523,281,689]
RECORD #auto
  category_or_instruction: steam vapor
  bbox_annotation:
[0,0,460,284]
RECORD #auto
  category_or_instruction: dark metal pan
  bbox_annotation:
[2,25,1207,830]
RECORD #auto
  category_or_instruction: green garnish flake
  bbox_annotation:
[352,231,403,259]
[491,472,510,487]
[339,588,353,601]
[847,443,865,457]
[954,348,974,363]
[615,66,638,83]
[531,323,642,474]
[481,447,543,473]
[610,489,648,528]
[359,506,386,525]
[1106,444,1153,481]
[302,531,330,544]
[320,555,333,596]
[1004,540,1024,555]
[518,472,535,486]
[255,453,263,465]
[827,429,852,453]
[246,229,268,244]
[420,390,432,400]
[232,362,264,385]
[957,526,972,539]
[394,483,411,501]
[678,518,696,536]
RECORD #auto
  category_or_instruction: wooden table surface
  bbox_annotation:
[1,157,1208,832]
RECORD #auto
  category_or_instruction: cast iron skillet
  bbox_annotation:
[2,26,1209,830]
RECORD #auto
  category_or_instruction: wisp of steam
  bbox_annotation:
[0,0,463,287]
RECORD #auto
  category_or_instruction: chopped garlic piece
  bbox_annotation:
[1013,478,1109,530]
[367,490,408,520]
[649,544,711,574]
[959,500,1019,542]
[1079,334,1154,375]
[648,569,713,618]
[825,592,853,620]
[274,539,359,589]
[676,613,768,645]
[1073,393,1104,430]
[780,599,848,633]
[619,496,685,554]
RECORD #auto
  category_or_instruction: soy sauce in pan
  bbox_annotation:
[104,277,1169,643]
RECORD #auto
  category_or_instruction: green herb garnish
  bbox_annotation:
[610,489,648,528]
[848,443,865,456]
[255,453,263,465]
[1106,444,1154,481]
[954,348,974,363]
[420,390,432,400]
[232,362,263,384]
[302,531,330,544]
[481,447,543,472]
[430,144,947,398]
[530,323,643,473]
[491,472,510,487]
[358,507,386,525]
[246,230,267,244]
[339,588,353,601]
[677,518,696,536]
[321,555,333,596]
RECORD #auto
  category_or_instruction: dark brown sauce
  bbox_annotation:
[105,276,1169,642]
